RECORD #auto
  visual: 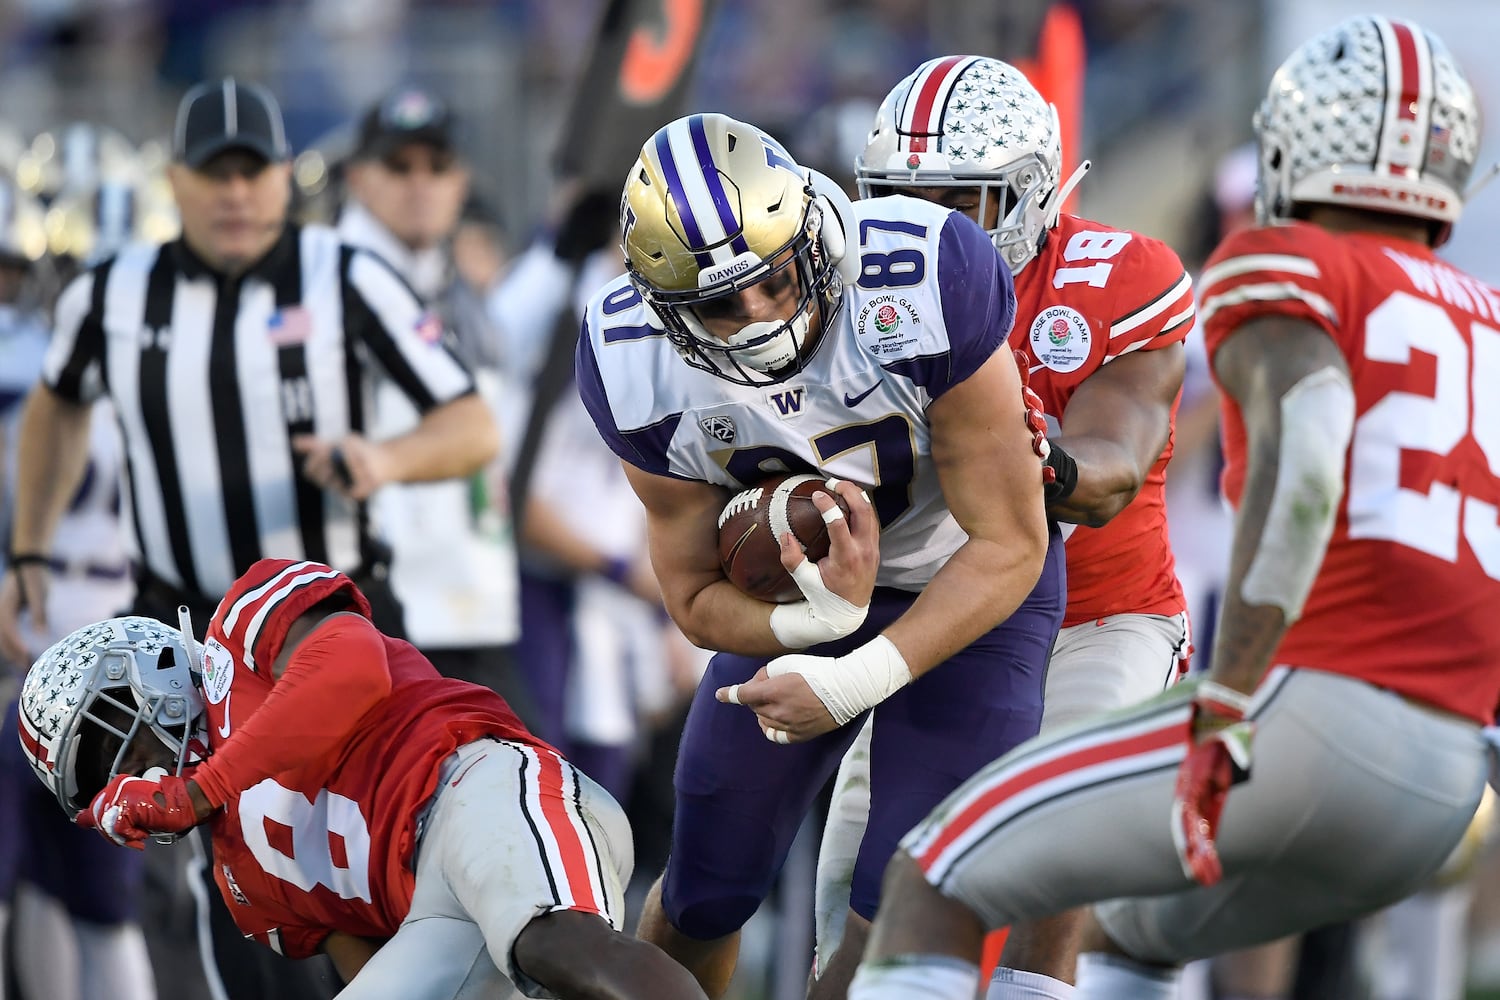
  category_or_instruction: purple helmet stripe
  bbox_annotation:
[688,115,752,256]
[654,126,715,269]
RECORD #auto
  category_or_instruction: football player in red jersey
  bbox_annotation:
[14,559,707,1000]
[849,16,1500,1000]
[812,55,1192,998]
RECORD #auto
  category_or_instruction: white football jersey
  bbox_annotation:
[577,196,1017,590]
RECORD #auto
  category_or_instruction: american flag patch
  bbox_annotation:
[1430,122,1453,162]
[267,307,312,347]
[414,311,443,344]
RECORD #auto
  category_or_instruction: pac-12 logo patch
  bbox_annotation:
[1028,305,1091,373]
[201,638,234,705]
[700,415,736,444]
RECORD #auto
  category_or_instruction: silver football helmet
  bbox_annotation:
[857,55,1088,275]
[1255,16,1481,242]
[17,615,205,816]
[621,113,857,386]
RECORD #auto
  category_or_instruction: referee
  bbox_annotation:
[0,77,497,645]
[0,79,499,1000]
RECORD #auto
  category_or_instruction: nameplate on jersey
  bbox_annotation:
[766,386,807,420]
[855,295,922,360]
[1029,305,1092,373]
[700,414,737,444]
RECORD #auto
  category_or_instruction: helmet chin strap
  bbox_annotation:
[1044,159,1092,229]
[807,169,861,287]
[1466,160,1500,202]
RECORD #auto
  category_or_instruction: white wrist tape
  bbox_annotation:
[768,557,868,649]
[767,634,912,726]
[1241,366,1355,623]
[1195,681,1253,718]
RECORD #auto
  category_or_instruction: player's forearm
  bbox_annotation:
[883,533,1046,679]
[667,578,785,656]
[1202,596,1288,696]
[1208,329,1354,697]
[1044,435,1148,527]
[377,392,499,483]
[11,386,93,554]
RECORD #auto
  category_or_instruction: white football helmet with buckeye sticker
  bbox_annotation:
[1255,15,1481,242]
[17,615,206,816]
[857,55,1089,275]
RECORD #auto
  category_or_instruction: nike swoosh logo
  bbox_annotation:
[450,754,488,787]
[844,383,880,407]
[217,691,232,739]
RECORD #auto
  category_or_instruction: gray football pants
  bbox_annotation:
[905,667,1490,965]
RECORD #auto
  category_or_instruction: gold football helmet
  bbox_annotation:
[621,113,853,385]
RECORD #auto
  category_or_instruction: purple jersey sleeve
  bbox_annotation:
[575,317,685,477]
[883,211,1016,398]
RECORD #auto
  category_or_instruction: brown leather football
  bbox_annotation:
[717,473,853,603]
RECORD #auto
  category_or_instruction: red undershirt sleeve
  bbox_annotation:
[193,613,392,808]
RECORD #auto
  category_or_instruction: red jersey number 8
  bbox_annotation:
[239,779,374,903]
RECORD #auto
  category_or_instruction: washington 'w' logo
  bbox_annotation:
[768,387,805,418]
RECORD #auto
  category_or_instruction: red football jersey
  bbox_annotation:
[197,559,546,957]
[1011,213,1194,626]
[1201,222,1500,724]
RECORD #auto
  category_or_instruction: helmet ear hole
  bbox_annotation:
[807,169,860,287]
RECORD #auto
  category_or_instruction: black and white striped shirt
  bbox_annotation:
[42,224,475,603]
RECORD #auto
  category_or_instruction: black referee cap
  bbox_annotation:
[174,78,290,169]
[354,87,456,161]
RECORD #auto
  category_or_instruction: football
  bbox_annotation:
[717,473,854,603]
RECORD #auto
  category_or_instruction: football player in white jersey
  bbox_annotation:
[851,16,1500,1000]
[576,113,1065,997]
[811,56,1195,999]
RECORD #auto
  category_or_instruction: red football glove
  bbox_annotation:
[1012,350,1053,473]
[76,770,201,849]
[1171,681,1255,887]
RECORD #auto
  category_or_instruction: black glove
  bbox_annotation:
[553,189,621,265]
[1043,441,1078,505]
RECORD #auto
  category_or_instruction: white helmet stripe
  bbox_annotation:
[1374,17,1433,179]
[899,55,978,153]
[663,119,738,266]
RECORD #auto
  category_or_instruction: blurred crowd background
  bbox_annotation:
[0,0,1282,265]
[0,0,1495,274]
[1,0,1500,998]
